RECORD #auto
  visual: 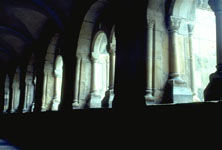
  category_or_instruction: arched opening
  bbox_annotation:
[41,33,59,111]
[51,55,64,111]
[73,0,112,109]
[90,31,109,108]
[192,2,216,101]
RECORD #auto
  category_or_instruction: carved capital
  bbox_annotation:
[108,43,116,54]
[198,0,211,10]
[188,23,195,34]
[147,19,155,29]
[91,52,99,62]
[168,16,181,32]
[209,0,222,12]
[76,53,83,59]
[55,69,63,77]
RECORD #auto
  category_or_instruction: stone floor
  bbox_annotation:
[0,101,221,149]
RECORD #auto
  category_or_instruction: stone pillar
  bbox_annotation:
[4,76,10,113]
[145,19,155,104]
[51,68,63,111]
[11,70,20,113]
[89,52,101,108]
[204,0,222,101]
[168,16,185,83]
[102,44,116,108]
[31,76,37,112]
[23,60,35,113]
[163,16,193,104]
[188,24,200,102]
[23,79,34,112]
[72,55,81,109]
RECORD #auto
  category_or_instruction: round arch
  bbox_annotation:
[76,0,111,56]
[91,30,108,55]
[167,0,197,20]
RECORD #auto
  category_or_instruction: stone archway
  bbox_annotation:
[41,33,59,111]
[89,31,109,108]
[73,0,112,109]
[162,0,197,104]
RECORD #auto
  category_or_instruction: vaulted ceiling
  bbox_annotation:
[0,0,190,72]
[0,0,102,70]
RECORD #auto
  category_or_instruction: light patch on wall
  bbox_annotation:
[193,7,216,101]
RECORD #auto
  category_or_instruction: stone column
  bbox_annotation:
[188,24,200,102]
[89,52,101,108]
[72,55,81,109]
[41,65,49,111]
[23,79,32,112]
[145,19,155,104]
[168,16,185,83]
[106,55,109,91]
[23,61,35,113]
[204,0,222,101]
[51,68,63,111]
[102,44,116,108]
[11,68,21,113]
[163,16,193,104]
[31,76,37,112]
[4,76,10,113]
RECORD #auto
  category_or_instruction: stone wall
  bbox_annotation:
[147,0,169,103]
[146,0,216,103]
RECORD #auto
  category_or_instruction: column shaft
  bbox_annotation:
[145,19,155,103]
[41,73,47,111]
[72,57,81,108]
[91,59,97,93]
[146,22,154,94]
[169,31,180,77]
[109,52,116,90]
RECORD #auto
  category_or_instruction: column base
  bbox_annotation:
[193,95,201,102]
[204,71,222,101]
[22,108,29,113]
[72,100,80,109]
[51,99,60,111]
[41,106,47,112]
[145,90,156,105]
[88,93,102,108]
[101,90,114,108]
[163,78,193,104]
